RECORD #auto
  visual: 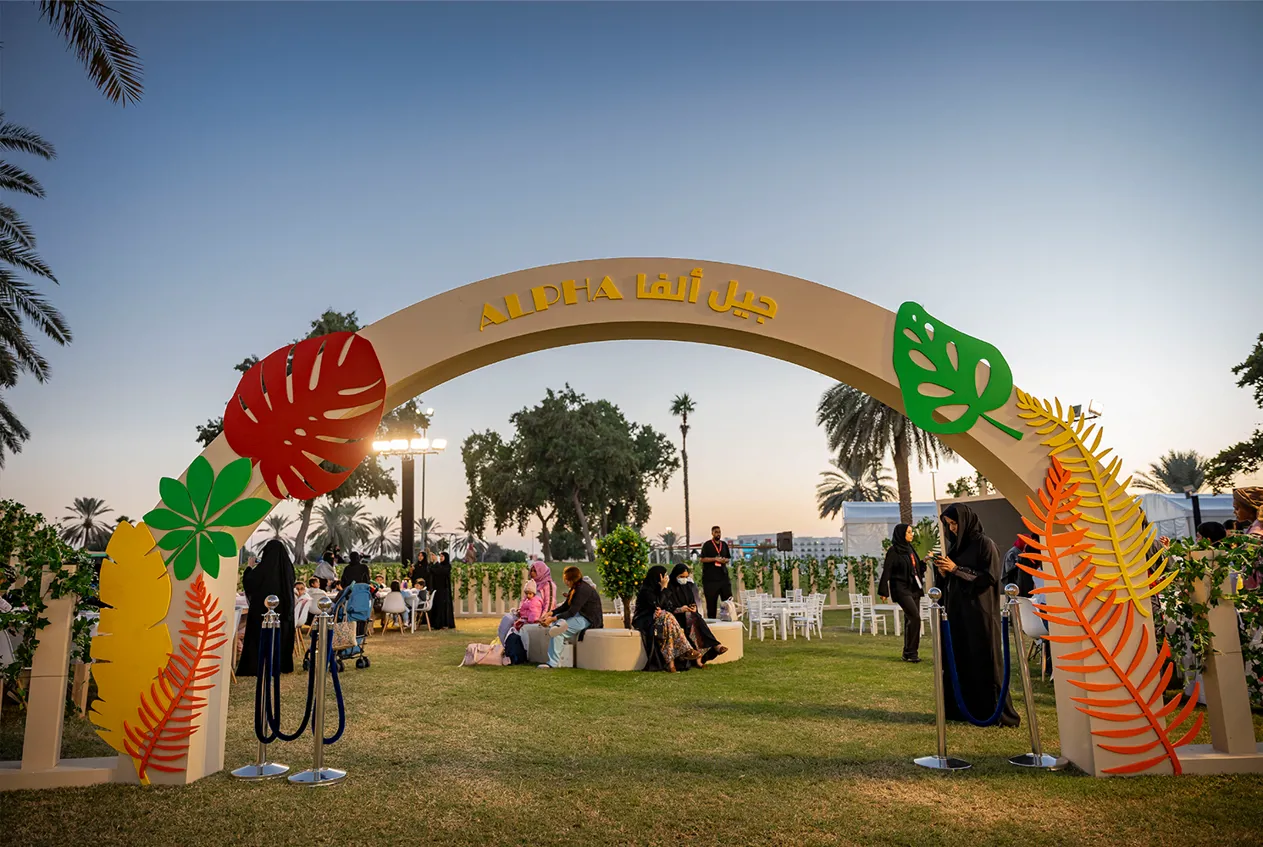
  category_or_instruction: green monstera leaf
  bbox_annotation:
[892,301,1023,440]
[143,456,273,579]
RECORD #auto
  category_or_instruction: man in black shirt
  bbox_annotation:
[698,525,733,618]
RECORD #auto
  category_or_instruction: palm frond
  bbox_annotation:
[38,0,144,106]
[0,235,57,281]
[0,115,55,159]
[0,204,39,249]
[0,269,73,344]
[0,391,31,463]
[0,162,46,198]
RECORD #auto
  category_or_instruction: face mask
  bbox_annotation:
[676,577,689,584]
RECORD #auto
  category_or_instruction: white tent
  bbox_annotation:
[1136,493,1235,540]
[838,501,940,557]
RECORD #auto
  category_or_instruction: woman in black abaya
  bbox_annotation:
[934,504,1019,727]
[878,524,926,662]
[663,563,727,665]
[410,552,430,589]
[427,552,456,629]
[340,551,370,587]
[632,566,704,672]
[237,539,296,676]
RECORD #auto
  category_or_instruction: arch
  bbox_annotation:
[72,258,1258,791]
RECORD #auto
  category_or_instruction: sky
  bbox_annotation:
[1,2,1260,556]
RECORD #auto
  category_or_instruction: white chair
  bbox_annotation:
[791,594,825,640]
[919,595,932,636]
[613,596,625,618]
[1014,598,1049,681]
[381,592,408,635]
[747,595,778,641]
[857,594,887,636]
[409,591,434,633]
[848,593,862,631]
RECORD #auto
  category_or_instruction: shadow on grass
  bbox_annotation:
[693,699,932,725]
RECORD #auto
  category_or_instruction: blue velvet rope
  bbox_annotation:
[261,628,316,743]
[940,613,1012,727]
[252,625,276,744]
[322,626,346,745]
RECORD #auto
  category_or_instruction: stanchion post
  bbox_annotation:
[289,597,347,786]
[232,595,289,780]
[1005,584,1067,770]
[914,587,971,771]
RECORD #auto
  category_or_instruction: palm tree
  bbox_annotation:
[1133,450,1210,494]
[257,514,295,554]
[658,529,680,563]
[415,516,441,553]
[364,515,399,560]
[0,114,73,466]
[817,383,952,524]
[310,501,373,553]
[59,496,113,550]
[453,520,487,562]
[816,459,895,519]
[670,393,696,552]
[37,1,144,106]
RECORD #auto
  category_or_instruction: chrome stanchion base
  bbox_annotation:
[230,761,290,780]
[288,767,347,786]
[1009,753,1067,770]
[914,755,971,771]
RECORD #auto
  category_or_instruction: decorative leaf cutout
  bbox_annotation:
[122,574,225,784]
[892,301,1022,440]
[1016,391,1173,615]
[142,456,273,579]
[1020,458,1201,775]
[223,331,386,500]
[90,522,173,766]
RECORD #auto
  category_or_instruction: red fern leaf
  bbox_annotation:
[121,574,225,782]
[1018,458,1202,776]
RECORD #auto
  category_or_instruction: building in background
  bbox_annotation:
[732,534,845,559]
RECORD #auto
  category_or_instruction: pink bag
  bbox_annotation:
[461,642,507,667]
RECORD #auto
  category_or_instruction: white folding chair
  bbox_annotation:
[919,595,932,636]
[747,595,778,641]
[848,593,862,631]
[1015,598,1050,681]
[858,594,887,635]
[408,592,432,632]
[381,592,408,634]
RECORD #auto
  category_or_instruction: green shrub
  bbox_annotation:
[596,525,649,628]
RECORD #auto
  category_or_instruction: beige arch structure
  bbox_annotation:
[9,258,1258,793]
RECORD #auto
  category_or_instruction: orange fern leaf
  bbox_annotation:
[121,574,226,783]
[1019,457,1202,776]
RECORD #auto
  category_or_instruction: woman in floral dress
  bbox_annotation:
[632,566,704,672]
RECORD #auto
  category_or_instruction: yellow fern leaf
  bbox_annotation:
[1015,389,1174,616]
[89,521,173,775]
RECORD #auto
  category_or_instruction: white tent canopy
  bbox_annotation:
[838,501,940,557]
[1136,493,1234,540]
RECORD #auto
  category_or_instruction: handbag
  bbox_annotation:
[331,621,357,651]
[461,641,506,667]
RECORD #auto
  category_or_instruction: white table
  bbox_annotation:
[871,603,903,636]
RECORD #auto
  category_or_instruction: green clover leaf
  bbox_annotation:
[143,456,273,580]
[892,301,1023,440]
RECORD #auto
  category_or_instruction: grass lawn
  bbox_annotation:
[2,611,1262,846]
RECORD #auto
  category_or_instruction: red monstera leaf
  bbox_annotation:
[224,332,386,500]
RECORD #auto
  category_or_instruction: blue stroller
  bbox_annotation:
[332,582,374,670]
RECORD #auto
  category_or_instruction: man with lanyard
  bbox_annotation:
[698,525,733,619]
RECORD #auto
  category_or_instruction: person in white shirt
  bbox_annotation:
[304,578,328,625]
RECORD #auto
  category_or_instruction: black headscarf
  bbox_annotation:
[890,523,915,557]
[663,563,696,611]
[942,504,985,560]
[341,550,371,586]
[632,566,668,634]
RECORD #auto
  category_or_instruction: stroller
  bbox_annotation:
[331,582,374,670]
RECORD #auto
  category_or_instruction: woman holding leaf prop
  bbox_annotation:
[237,539,296,676]
[933,504,1020,727]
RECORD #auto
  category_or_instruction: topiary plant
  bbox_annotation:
[596,524,649,628]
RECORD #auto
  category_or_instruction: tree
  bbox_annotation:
[670,393,696,552]
[259,514,295,555]
[816,458,894,519]
[38,1,144,106]
[1133,450,1210,494]
[59,496,113,550]
[0,114,73,466]
[465,386,679,562]
[364,515,398,560]
[541,527,585,562]
[308,501,373,554]
[658,529,680,563]
[596,525,649,628]
[453,519,487,563]
[945,476,976,498]
[817,383,952,525]
[1209,333,1263,489]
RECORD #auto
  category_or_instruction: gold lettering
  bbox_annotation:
[479,302,508,332]
[591,275,624,301]
[561,278,590,305]
[504,293,534,320]
[531,283,563,312]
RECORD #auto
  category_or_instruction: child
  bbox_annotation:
[497,579,543,644]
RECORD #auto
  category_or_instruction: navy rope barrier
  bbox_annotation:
[258,628,318,743]
[940,614,1013,727]
[322,626,346,745]
[252,626,278,744]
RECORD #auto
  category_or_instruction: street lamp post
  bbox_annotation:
[373,407,446,567]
